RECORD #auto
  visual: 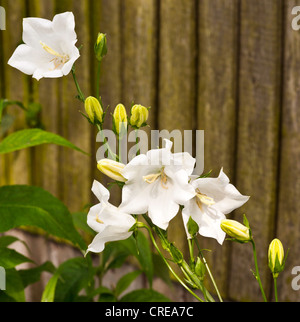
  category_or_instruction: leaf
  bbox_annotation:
[0,185,86,251]
[135,231,154,287]
[3,269,25,302]
[119,289,171,302]
[0,248,33,269]
[152,254,172,286]
[0,236,20,248]
[19,262,56,288]
[43,257,92,302]
[115,270,142,298]
[0,128,89,155]
[41,273,60,302]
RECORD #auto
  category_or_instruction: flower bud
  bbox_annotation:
[97,159,127,183]
[220,219,251,243]
[268,238,285,278]
[130,104,149,129]
[113,104,128,137]
[85,96,103,124]
[94,33,108,61]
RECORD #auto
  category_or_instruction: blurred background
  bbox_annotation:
[0,0,300,302]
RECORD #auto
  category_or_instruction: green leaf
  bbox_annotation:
[135,231,153,286]
[0,236,20,248]
[0,248,33,269]
[19,262,56,288]
[41,273,60,302]
[0,185,86,251]
[120,289,171,302]
[152,253,172,286]
[43,257,92,302]
[3,268,25,302]
[115,270,142,298]
[0,128,89,155]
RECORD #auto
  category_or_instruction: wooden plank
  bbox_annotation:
[159,0,197,257]
[1,0,31,186]
[197,0,239,298]
[90,0,122,207]
[55,0,92,213]
[276,0,300,302]
[121,0,158,128]
[27,0,61,199]
[229,0,283,301]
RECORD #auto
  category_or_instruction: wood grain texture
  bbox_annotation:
[197,0,239,298]
[229,0,283,301]
[55,0,92,213]
[276,0,300,302]
[159,0,197,258]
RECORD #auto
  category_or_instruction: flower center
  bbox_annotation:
[195,188,215,210]
[143,168,168,189]
[40,42,70,70]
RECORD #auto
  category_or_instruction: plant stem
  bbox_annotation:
[251,240,267,302]
[181,260,215,302]
[96,60,102,100]
[274,276,278,302]
[188,239,195,265]
[71,65,85,102]
[96,124,118,161]
[139,223,204,302]
[194,238,223,302]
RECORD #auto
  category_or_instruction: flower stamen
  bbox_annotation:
[95,215,104,224]
[143,168,168,189]
[40,41,70,70]
[195,189,215,210]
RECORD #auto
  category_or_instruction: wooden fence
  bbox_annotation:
[0,0,300,302]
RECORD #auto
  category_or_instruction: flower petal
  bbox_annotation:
[192,168,249,214]
[52,12,77,43]
[182,199,226,244]
[8,44,45,76]
[91,180,110,203]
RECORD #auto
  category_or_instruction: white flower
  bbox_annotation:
[8,12,80,80]
[182,169,250,245]
[119,139,196,230]
[86,180,136,254]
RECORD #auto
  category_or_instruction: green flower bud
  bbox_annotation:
[220,219,251,243]
[130,104,149,129]
[268,238,285,278]
[113,104,128,137]
[84,96,103,124]
[94,33,107,61]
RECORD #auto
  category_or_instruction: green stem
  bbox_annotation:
[96,124,118,161]
[135,129,140,156]
[181,260,215,302]
[274,276,278,302]
[96,60,102,100]
[138,223,204,302]
[188,239,195,265]
[71,65,85,102]
[251,240,267,302]
[194,238,223,302]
